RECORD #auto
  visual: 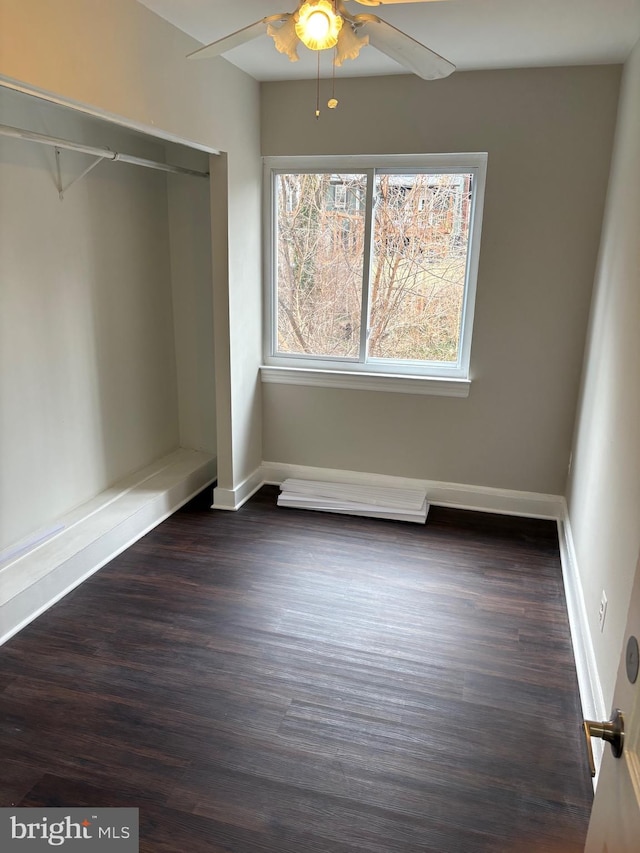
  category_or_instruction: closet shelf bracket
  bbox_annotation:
[56,147,110,200]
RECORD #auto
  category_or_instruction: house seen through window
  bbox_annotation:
[265,155,487,383]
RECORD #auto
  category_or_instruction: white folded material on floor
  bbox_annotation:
[277,479,429,523]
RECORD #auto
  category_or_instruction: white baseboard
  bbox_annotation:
[212,467,264,511]
[557,507,606,786]
[0,448,216,647]
[260,461,565,520]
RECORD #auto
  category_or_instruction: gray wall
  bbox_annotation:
[260,66,621,494]
[167,156,216,455]
[567,39,640,709]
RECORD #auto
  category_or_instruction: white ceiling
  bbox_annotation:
[138,0,640,82]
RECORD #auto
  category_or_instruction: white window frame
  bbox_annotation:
[262,154,487,398]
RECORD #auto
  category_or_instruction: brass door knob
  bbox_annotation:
[582,708,625,777]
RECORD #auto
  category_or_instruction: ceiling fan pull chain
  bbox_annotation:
[315,50,321,118]
[328,44,339,109]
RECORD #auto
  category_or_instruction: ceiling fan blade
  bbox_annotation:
[359,17,455,79]
[187,15,289,60]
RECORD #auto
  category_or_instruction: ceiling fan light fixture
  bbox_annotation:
[334,22,369,66]
[295,1,343,51]
[267,16,300,62]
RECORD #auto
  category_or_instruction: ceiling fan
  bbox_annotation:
[187,0,455,82]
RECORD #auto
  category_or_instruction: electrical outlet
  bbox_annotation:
[599,591,608,632]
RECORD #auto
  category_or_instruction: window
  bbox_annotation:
[263,155,487,395]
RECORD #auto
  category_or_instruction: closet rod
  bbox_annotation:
[0,123,210,178]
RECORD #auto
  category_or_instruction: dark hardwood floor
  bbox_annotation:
[0,486,593,851]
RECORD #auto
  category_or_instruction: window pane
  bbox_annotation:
[275,173,366,358]
[369,173,473,364]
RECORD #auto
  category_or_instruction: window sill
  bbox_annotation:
[260,366,471,398]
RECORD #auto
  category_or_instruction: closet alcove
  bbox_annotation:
[0,85,217,640]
